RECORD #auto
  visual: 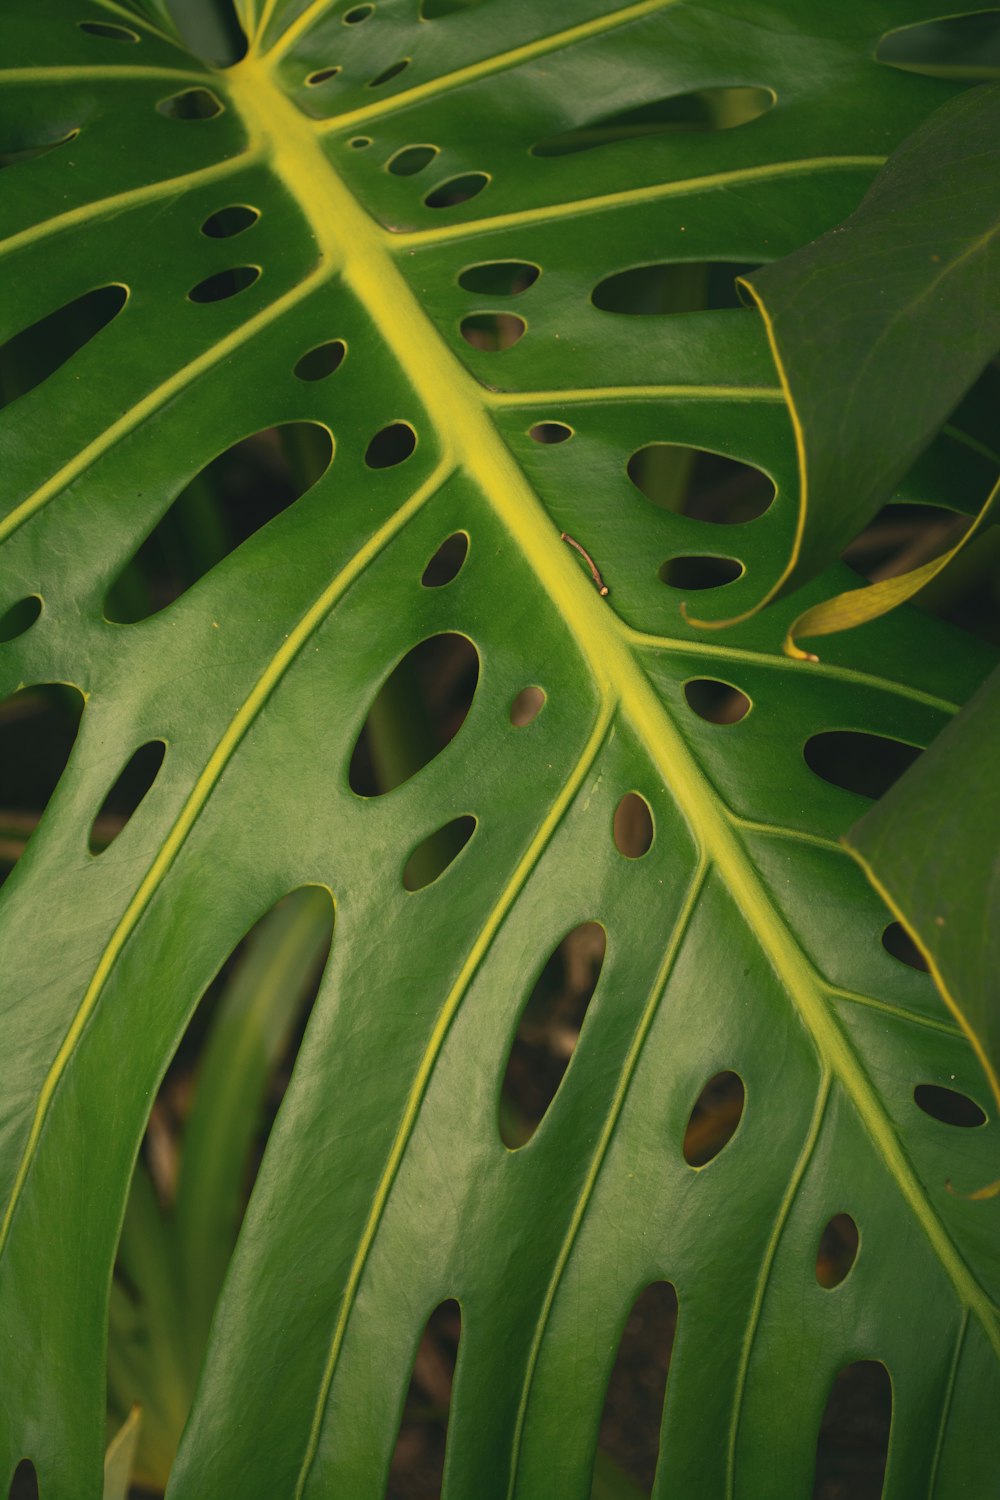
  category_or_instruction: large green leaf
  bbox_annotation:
[1,3,999,1498]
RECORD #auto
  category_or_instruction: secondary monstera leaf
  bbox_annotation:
[1,3,999,1499]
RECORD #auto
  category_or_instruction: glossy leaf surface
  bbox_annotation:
[0,4,998,1499]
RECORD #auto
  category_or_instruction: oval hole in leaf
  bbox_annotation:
[425,172,488,208]
[881,921,929,973]
[200,204,259,239]
[876,11,1000,80]
[187,266,260,303]
[78,19,139,41]
[421,532,468,587]
[89,740,166,854]
[403,814,476,891]
[0,284,127,412]
[156,88,224,120]
[460,313,525,351]
[803,731,921,801]
[499,921,606,1148]
[348,633,480,796]
[369,58,409,87]
[816,1213,860,1290]
[105,422,333,622]
[349,135,372,149]
[0,596,42,644]
[841,501,968,582]
[613,792,653,858]
[914,1083,986,1128]
[294,339,346,381]
[596,1282,678,1495]
[529,421,572,444]
[387,143,438,175]
[8,1460,38,1499]
[593,260,754,314]
[684,678,750,725]
[344,2,374,20]
[364,421,416,468]
[532,87,774,156]
[683,1070,745,1166]
[0,684,84,882]
[0,128,79,170]
[813,1360,891,1499]
[458,261,539,296]
[306,66,341,84]
[388,1300,461,1493]
[510,686,545,726]
[659,555,743,590]
[629,445,775,522]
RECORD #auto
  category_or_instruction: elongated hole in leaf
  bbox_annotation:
[403,814,476,891]
[0,684,84,884]
[684,678,750,724]
[816,1213,860,1289]
[105,422,333,622]
[306,66,341,84]
[881,921,929,972]
[388,1300,461,1495]
[593,260,755,314]
[458,260,539,296]
[460,312,525,351]
[529,421,572,444]
[628,445,775,521]
[421,532,468,587]
[365,421,416,468]
[803,731,921,801]
[660,555,743,590]
[914,1083,986,1128]
[156,88,224,120]
[8,1460,38,1499]
[0,284,127,411]
[510,685,545,726]
[89,740,166,854]
[813,1360,891,1499]
[387,143,438,175]
[683,1070,745,1165]
[613,792,653,858]
[78,19,139,40]
[187,265,260,303]
[499,922,606,1147]
[0,128,79,170]
[0,596,42,644]
[200,204,259,238]
[349,633,479,796]
[533,87,774,155]
[369,58,409,87]
[344,2,374,19]
[425,172,488,208]
[595,1282,678,1495]
[109,888,334,1471]
[294,339,346,381]
[876,12,1000,80]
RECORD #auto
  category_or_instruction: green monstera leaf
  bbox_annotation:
[1,2,999,1497]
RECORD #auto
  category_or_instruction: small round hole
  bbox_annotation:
[458,261,539,296]
[349,136,372,149]
[683,1070,745,1166]
[816,1213,860,1289]
[365,422,416,468]
[294,340,346,381]
[0,595,42,644]
[78,19,139,40]
[914,1083,987,1128]
[613,792,653,858]
[369,58,409,87]
[529,422,572,444]
[425,172,488,209]
[187,266,260,303]
[510,686,545,726]
[684,678,750,724]
[659,556,743,590]
[306,66,341,85]
[344,2,374,18]
[421,532,468,587]
[200,204,259,239]
[460,313,525,351]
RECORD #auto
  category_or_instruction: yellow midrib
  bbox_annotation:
[222,44,1000,1487]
